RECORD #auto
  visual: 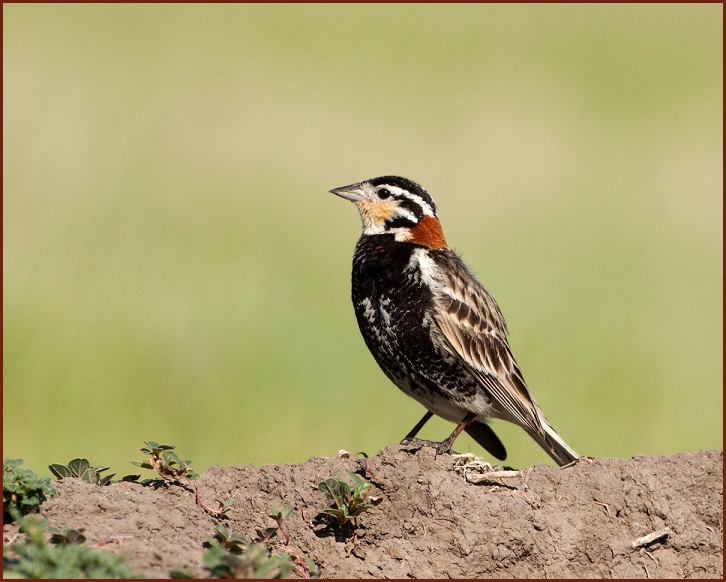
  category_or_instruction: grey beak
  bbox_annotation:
[330,183,366,202]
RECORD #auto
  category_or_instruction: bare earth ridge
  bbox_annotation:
[4,447,722,578]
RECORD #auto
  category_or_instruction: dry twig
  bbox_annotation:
[593,500,612,518]
[631,527,671,549]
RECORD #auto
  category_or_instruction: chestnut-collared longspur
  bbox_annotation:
[332,175,580,466]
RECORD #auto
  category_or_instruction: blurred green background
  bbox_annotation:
[4,4,722,477]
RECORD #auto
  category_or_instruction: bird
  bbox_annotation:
[331,175,580,466]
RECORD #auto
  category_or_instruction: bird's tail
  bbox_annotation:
[524,414,579,467]
[464,420,507,461]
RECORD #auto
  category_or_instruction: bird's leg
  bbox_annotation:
[401,411,478,456]
[434,411,477,455]
[400,411,434,443]
[400,411,440,450]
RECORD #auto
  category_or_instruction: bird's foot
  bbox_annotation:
[400,437,456,456]
[400,437,434,449]
[560,455,595,469]
[434,437,455,456]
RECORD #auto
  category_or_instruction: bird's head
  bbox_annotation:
[331,175,448,249]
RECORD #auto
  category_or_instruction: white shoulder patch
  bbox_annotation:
[408,248,442,289]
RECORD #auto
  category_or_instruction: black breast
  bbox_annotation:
[350,235,455,398]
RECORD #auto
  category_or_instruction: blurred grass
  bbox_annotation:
[3,4,722,476]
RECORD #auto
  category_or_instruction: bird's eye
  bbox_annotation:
[378,188,391,199]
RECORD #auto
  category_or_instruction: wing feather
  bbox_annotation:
[423,251,548,439]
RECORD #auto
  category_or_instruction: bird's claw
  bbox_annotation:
[400,437,455,456]
[400,437,433,449]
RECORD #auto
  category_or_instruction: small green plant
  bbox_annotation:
[205,522,249,554]
[355,452,377,479]
[318,471,382,525]
[132,440,198,481]
[133,440,234,521]
[268,506,294,545]
[192,488,236,518]
[172,521,295,579]
[2,514,133,578]
[268,506,294,526]
[48,526,87,546]
[49,458,116,485]
[203,542,293,579]
[3,458,57,522]
[212,496,236,517]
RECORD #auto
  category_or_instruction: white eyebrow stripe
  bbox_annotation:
[394,206,418,222]
[388,187,436,217]
[407,192,436,216]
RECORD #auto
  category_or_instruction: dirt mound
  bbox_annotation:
[4,447,722,578]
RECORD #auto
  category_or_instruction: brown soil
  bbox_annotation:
[4,447,722,578]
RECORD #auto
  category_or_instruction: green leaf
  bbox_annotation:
[79,467,98,484]
[323,508,349,524]
[98,473,116,486]
[347,471,370,497]
[255,527,278,543]
[48,464,72,479]
[268,505,292,521]
[161,451,181,466]
[317,479,338,500]
[213,522,229,538]
[318,477,350,506]
[49,528,87,546]
[67,458,91,478]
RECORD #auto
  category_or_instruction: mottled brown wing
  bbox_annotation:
[429,259,547,439]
